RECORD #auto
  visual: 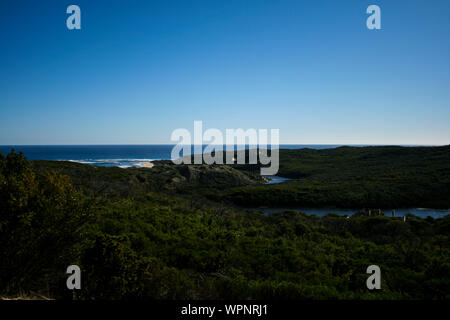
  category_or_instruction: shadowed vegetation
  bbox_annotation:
[222,145,450,209]
[0,148,449,300]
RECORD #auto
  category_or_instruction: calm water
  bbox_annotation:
[0,144,350,168]
[254,207,450,219]
[263,175,293,184]
[258,177,450,218]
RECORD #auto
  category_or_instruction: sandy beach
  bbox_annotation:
[140,161,154,168]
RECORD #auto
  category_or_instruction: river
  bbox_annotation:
[252,207,450,219]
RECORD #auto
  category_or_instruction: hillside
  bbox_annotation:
[224,145,450,209]
[0,149,449,300]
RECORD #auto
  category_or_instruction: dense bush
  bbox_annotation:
[224,146,450,208]
[0,150,91,296]
[0,150,449,299]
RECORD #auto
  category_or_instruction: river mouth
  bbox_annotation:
[251,207,450,219]
[262,175,293,184]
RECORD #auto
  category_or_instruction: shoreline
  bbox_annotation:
[139,161,154,168]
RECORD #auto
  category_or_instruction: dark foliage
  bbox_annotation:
[0,149,449,299]
[224,145,450,208]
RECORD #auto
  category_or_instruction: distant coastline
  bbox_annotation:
[0,144,444,168]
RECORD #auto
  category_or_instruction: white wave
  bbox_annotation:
[60,158,157,168]
[64,160,97,164]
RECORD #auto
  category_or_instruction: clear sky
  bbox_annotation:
[1,0,449,145]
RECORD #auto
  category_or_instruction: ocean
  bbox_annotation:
[0,144,345,168]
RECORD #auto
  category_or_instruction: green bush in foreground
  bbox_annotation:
[0,151,449,299]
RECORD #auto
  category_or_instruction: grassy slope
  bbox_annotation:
[32,160,263,200]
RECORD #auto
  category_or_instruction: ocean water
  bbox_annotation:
[0,145,177,168]
[0,144,344,168]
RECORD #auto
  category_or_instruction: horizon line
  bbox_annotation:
[0,143,448,147]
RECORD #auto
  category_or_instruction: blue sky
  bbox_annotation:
[1,0,449,145]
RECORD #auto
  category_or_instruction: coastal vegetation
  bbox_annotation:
[0,147,449,299]
[225,145,450,209]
